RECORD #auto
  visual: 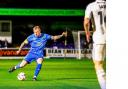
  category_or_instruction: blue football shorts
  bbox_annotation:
[24,52,43,63]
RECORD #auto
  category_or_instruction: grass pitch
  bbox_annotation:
[0,58,104,89]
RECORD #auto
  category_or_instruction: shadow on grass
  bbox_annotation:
[43,77,96,81]
[0,85,90,89]
[23,77,96,82]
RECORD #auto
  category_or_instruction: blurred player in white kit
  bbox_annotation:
[84,0,106,89]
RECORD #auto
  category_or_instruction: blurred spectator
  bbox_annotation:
[0,39,9,48]
[52,41,58,49]
[4,39,8,48]
[0,40,2,48]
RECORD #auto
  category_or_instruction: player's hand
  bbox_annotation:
[62,32,67,37]
[16,50,20,55]
[86,35,90,43]
[86,32,90,43]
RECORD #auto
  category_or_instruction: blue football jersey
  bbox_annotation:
[27,33,51,55]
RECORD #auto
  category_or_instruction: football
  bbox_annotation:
[17,72,26,81]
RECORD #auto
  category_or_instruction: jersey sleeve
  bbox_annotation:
[26,35,33,43]
[45,34,52,40]
[85,3,92,19]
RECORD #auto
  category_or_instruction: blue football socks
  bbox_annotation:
[34,64,42,78]
[15,63,21,69]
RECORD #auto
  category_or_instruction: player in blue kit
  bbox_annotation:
[8,26,67,81]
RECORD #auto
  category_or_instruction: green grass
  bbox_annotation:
[0,58,103,89]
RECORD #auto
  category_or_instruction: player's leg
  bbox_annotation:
[16,60,28,69]
[8,53,33,73]
[92,44,106,89]
[33,58,43,80]
[8,60,28,73]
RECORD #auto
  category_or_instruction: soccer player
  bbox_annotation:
[84,0,106,89]
[8,25,67,81]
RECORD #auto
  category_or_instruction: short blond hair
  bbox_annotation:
[33,26,41,30]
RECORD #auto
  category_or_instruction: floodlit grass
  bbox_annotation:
[0,58,105,89]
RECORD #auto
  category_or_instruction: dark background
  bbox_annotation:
[0,0,94,9]
[0,0,94,47]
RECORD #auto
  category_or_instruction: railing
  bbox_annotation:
[0,48,92,59]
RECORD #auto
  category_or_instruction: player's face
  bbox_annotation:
[33,28,41,37]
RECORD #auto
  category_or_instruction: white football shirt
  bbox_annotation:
[85,1,106,44]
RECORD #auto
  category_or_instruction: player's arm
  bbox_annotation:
[51,32,67,41]
[84,17,90,43]
[84,4,92,43]
[16,39,28,54]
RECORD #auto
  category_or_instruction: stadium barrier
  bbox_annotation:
[0,48,29,59]
[0,48,92,59]
[46,48,90,58]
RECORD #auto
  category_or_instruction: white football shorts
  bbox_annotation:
[92,44,106,61]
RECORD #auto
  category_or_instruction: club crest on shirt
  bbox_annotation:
[36,42,42,46]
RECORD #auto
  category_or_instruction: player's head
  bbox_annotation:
[96,0,106,3]
[96,0,106,8]
[33,26,41,37]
